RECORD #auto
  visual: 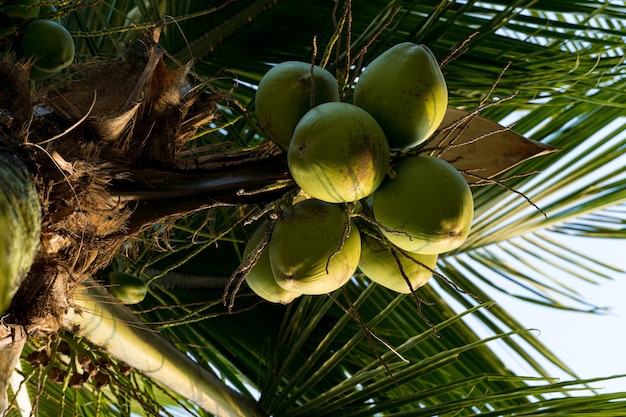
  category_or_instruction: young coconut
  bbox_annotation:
[38,3,61,22]
[358,232,437,294]
[22,19,75,73]
[242,222,301,304]
[107,271,148,305]
[353,43,448,150]
[288,102,390,203]
[255,61,340,148]
[269,199,361,295]
[373,155,473,254]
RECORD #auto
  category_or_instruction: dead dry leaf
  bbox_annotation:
[431,108,559,183]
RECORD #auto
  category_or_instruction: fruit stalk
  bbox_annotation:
[111,154,292,233]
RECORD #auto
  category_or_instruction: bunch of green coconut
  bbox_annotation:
[0,0,75,80]
[244,43,474,304]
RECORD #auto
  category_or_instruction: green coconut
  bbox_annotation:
[0,147,41,315]
[288,102,390,203]
[269,199,361,295]
[373,155,473,254]
[242,222,301,304]
[107,271,148,305]
[353,42,448,150]
[22,19,75,73]
[358,232,437,294]
[255,61,340,148]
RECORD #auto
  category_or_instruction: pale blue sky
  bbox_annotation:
[500,234,626,393]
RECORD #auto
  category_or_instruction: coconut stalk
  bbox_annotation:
[64,278,265,417]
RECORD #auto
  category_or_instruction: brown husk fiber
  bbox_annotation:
[0,28,223,342]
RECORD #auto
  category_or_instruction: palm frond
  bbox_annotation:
[11,0,626,415]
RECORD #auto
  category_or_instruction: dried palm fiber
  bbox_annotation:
[43,27,221,168]
[0,27,222,339]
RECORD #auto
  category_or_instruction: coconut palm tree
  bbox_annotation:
[1,0,625,416]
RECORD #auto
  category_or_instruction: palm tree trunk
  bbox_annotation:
[0,144,41,413]
[0,146,41,316]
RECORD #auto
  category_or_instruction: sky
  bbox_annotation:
[497,234,626,393]
[429,233,626,396]
[452,115,626,395]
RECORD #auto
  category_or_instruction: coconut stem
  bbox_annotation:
[111,154,292,233]
[64,278,266,417]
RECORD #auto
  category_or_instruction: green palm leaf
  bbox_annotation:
[8,0,626,416]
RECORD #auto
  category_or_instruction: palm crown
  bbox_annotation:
[1,0,625,416]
